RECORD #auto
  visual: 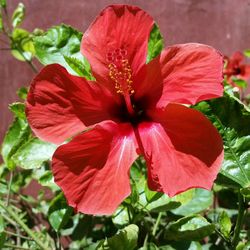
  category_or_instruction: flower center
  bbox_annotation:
[107,47,135,116]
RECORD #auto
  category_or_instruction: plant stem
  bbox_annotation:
[6,171,13,206]
[152,212,162,236]
[231,192,246,249]
[1,212,17,226]
[4,243,31,250]
[0,200,50,250]
[4,230,33,241]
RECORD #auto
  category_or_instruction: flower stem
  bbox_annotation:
[231,192,246,249]
[0,200,50,250]
[152,212,162,236]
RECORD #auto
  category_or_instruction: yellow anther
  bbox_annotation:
[108,59,134,95]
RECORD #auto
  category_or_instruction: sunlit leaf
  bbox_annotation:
[112,206,130,228]
[48,193,73,232]
[97,224,139,250]
[64,55,93,79]
[172,189,213,216]
[244,49,250,58]
[232,78,248,88]
[195,95,250,188]
[9,102,26,119]
[12,137,57,169]
[34,24,92,79]
[11,28,35,61]
[147,24,164,63]
[17,86,28,100]
[12,3,25,28]
[218,210,232,239]
[0,11,3,31]
[1,118,30,170]
[165,215,215,241]
[0,0,6,8]
[0,215,4,233]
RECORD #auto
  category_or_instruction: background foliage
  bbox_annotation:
[0,2,250,250]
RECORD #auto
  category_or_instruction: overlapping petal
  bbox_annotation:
[137,104,223,196]
[26,64,121,144]
[52,121,138,215]
[81,5,154,93]
[134,43,223,108]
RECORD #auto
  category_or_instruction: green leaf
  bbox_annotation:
[12,3,25,28]
[147,241,202,250]
[12,137,57,169]
[194,95,250,188]
[218,210,232,239]
[0,0,6,8]
[0,11,3,31]
[172,189,213,216]
[17,86,28,100]
[48,193,73,232]
[97,224,139,250]
[240,187,250,198]
[146,194,181,212]
[232,78,248,88]
[34,24,93,79]
[112,206,130,228]
[9,102,25,119]
[11,28,35,61]
[244,49,250,58]
[224,85,250,113]
[144,182,164,203]
[0,232,6,249]
[165,215,215,241]
[147,24,164,63]
[64,55,93,79]
[0,215,4,233]
[1,118,30,170]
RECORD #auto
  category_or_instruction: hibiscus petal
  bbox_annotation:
[26,64,120,144]
[81,5,154,93]
[134,43,223,108]
[52,121,138,215]
[241,65,250,80]
[231,51,244,65]
[137,103,223,197]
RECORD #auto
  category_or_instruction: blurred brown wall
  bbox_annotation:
[1,0,250,142]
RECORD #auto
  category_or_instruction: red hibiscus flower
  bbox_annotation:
[26,5,224,215]
[224,51,250,83]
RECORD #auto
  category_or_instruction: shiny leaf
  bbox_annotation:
[1,118,30,170]
[172,189,213,216]
[9,102,25,119]
[11,28,35,61]
[12,137,57,169]
[165,215,215,241]
[34,24,92,78]
[147,24,164,63]
[12,3,25,28]
[195,95,250,188]
[48,193,73,232]
[17,86,28,100]
[218,210,232,239]
[97,224,139,250]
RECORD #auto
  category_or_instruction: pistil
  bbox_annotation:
[107,48,135,116]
